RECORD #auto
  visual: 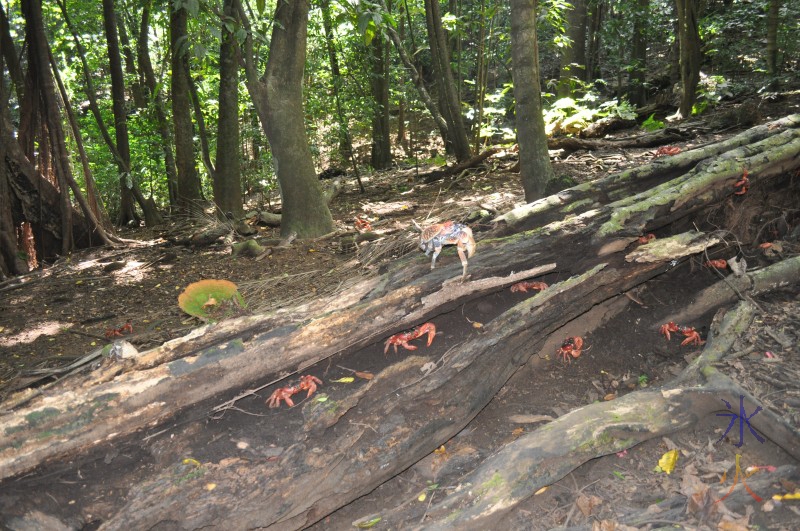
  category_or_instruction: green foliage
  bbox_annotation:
[641,114,665,132]
[542,86,635,136]
[692,74,732,115]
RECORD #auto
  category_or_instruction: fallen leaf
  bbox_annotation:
[353,516,382,528]
[354,371,374,380]
[511,427,525,437]
[418,492,426,502]
[534,486,549,495]
[434,445,447,455]
[330,377,355,383]
[655,449,679,474]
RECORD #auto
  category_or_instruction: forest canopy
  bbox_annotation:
[0,0,797,277]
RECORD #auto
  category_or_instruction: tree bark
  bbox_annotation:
[424,0,472,162]
[765,0,781,75]
[675,0,702,119]
[171,2,202,207]
[557,0,588,98]
[629,0,649,106]
[212,0,244,219]
[370,34,392,170]
[244,0,335,238]
[1,117,799,526]
[510,0,555,202]
[138,0,179,206]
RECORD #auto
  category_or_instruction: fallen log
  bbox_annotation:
[1,116,799,528]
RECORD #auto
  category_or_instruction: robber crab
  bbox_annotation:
[266,374,323,408]
[510,280,549,293]
[419,221,476,278]
[384,322,437,354]
[354,216,372,232]
[557,336,584,363]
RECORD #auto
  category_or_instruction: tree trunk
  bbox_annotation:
[557,0,588,98]
[171,2,202,207]
[103,0,136,227]
[212,0,244,219]
[510,0,555,202]
[370,34,392,170]
[424,0,472,162]
[138,0,179,206]
[675,0,702,119]
[586,0,604,81]
[765,0,781,75]
[1,116,798,527]
[629,0,649,106]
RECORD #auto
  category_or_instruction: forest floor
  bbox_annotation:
[1,94,799,530]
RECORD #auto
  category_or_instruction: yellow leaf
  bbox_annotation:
[205,483,216,491]
[183,458,201,467]
[472,321,483,328]
[773,491,800,501]
[656,449,679,474]
[535,486,549,495]
[309,248,316,252]
[316,395,328,402]
[418,492,427,502]
[434,445,447,455]
[331,377,355,383]
[76,280,83,285]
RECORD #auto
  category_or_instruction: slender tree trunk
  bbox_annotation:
[102,0,137,226]
[370,35,392,169]
[510,0,555,202]
[320,0,355,161]
[423,0,471,162]
[630,0,649,106]
[213,0,243,218]
[765,0,781,75]
[170,2,202,207]
[557,0,588,97]
[675,0,702,119]
[138,0,179,206]
[115,10,145,109]
[586,0,604,81]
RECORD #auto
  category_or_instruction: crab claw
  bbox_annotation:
[417,322,437,347]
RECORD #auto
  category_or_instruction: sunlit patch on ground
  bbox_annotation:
[0,320,72,348]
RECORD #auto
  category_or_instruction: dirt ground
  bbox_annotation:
[1,97,799,530]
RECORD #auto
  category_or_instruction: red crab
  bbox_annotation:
[354,216,372,232]
[637,233,656,244]
[419,221,476,278]
[680,327,705,346]
[557,336,584,363]
[653,146,682,158]
[704,259,728,270]
[266,385,299,408]
[105,322,133,339]
[297,374,323,399]
[384,322,437,354]
[510,280,549,293]
[733,170,749,195]
[659,322,681,341]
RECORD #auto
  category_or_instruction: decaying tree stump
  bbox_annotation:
[1,115,799,528]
